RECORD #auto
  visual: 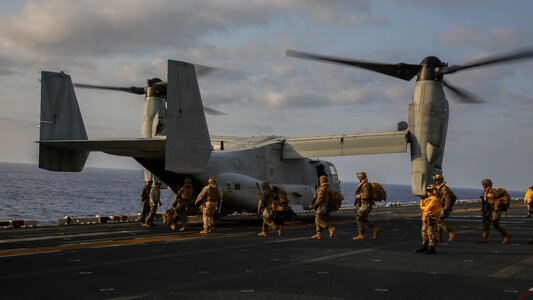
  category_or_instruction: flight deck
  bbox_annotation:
[1,200,532,299]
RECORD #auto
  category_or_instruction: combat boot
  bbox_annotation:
[352,234,365,241]
[502,234,511,245]
[372,227,381,240]
[200,228,208,234]
[208,226,214,233]
[425,246,436,254]
[179,225,186,232]
[415,242,428,253]
[311,232,322,240]
[258,231,267,237]
[448,231,457,242]
[278,226,283,237]
[170,224,176,231]
[475,232,488,243]
[328,226,336,238]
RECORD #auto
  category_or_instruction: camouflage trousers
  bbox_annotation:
[528,203,533,216]
[202,201,217,230]
[140,199,150,224]
[356,201,377,234]
[172,207,188,226]
[315,206,329,232]
[482,209,508,237]
[145,201,158,226]
[421,217,438,247]
[261,208,278,232]
[436,208,453,233]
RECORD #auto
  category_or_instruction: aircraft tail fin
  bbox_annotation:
[39,71,89,171]
[165,60,212,174]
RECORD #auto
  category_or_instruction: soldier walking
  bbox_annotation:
[433,174,457,242]
[139,179,152,226]
[416,185,442,254]
[524,185,533,217]
[257,182,283,237]
[195,177,223,234]
[476,179,511,244]
[145,180,162,228]
[171,178,195,231]
[310,175,335,240]
[353,172,380,241]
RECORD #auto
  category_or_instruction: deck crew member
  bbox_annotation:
[416,185,441,254]
[139,179,152,225]
[353,172,380,241]
[257,182,282,237]
[310,175,335,240]
[433,174,457,242]
[145,180,162,228]
[476,179,511,244]
[524,185,533,217]
[195,177,222,234]
[171,178,195,231]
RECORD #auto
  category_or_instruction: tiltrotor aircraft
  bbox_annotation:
[38,49,533,214]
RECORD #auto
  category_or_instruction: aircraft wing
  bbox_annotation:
[282,130,409,159]
[37,138,166,160]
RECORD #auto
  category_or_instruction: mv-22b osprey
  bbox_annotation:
[37,48,533,214]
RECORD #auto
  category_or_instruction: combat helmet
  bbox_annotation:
[481,179,492,187]
[261,181,270,189]
[184,178,192,184]
[208,176,216,183]
[433,174,444,182]
[319,175,328,183]
[356,172,367,179]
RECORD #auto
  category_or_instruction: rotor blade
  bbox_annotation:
[203,106,225,115]
[442,48,533,75]
[286,49,421,81]
[194,64,217,77]
[443,79,483,104]
[74,83,145,95]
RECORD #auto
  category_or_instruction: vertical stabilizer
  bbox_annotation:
[165,60,212,174]
[39,71,88,171]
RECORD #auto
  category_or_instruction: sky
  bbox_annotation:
[0,0,532,190]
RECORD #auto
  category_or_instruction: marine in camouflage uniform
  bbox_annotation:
[310,175,335,240]
[273,186,296,224]
[145,180,162,228]
[353,172,380,241]
[476,179,511,244]
[257,182,282,237]
[195,177,223,234]
[170,178,195,231]
[139,179,152,225]
[416,185,442,254]
[433,174,457,242]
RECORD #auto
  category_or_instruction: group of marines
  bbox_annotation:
[140,173,533,251]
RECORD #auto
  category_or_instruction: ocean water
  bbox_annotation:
[0,162,525,225]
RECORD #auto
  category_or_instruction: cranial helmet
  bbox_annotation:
[319,175,328,183]
[426,184,436,192]
[481,179,492,187]
[356,172,367,179]
[184,178,192,184]
[145,179,153,183]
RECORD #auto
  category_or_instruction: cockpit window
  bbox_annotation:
[329,165,339,184]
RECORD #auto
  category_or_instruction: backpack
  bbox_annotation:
[447,189,457,210]
[371,183,387,202]
[328,191,344,212]
[493,188,511,212]
[163,208,177,225]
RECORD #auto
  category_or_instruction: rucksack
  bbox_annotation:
[163,208,177,225]
[493,188,511,212]
[371,183,387,202]
[447,189,457,209]
[328,191,344,212]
